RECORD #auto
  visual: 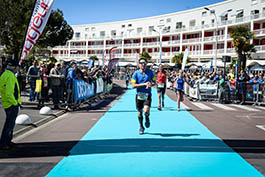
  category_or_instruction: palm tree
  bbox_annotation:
[140,51,151,62]
[229,25,256,72]
[89,55,99,62]
[171,52,190,69]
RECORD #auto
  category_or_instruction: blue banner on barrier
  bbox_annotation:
[74,79,95,101]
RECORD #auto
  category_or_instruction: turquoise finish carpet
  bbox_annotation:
[47,87,263,177]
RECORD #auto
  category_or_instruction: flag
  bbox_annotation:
[103,50,106,66]
[88,59,94,68]
[20,0,56,65]
[107,58,119,74]
[136,53,138,65]
[210,58,213,72]
[111,48,117,59]
[181,48,189,71]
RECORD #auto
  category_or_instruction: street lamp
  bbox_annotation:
[204,7,218,71]
[153,29,162,64]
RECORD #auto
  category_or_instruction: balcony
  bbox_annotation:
[142,42,159,46]
[189,50,201,56]
[203,49,225,55]
[182,38,202,44]
[124,43,141,47]
[253,28,265,36]
[255,45,265,52]
[227,48,236,54]
[88,45,104,49]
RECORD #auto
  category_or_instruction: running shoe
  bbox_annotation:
[177,108,180,111]
[162,102,165,107]
[145,117,150,128]
[139,127,145,135]
[158,106,162,111]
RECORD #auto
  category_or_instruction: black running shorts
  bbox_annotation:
[135,95,152,111]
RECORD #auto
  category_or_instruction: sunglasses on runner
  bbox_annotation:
[139,61,147,65]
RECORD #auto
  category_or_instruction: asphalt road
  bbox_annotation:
[0,80,264,176]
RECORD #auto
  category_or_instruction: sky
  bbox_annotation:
[53,0,226,25]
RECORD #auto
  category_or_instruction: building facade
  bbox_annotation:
[52,0,265,66]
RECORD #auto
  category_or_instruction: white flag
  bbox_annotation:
[20,0,56,65]
[181,48,189,71]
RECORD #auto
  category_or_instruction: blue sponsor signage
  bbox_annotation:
[74,79,95,101]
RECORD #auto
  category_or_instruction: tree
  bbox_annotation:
[171,52,190,64]
[229,25,256,72]
[89,55,99,62]
[140,51,151,62]
[0,0,73,62]
[37,9,73,48]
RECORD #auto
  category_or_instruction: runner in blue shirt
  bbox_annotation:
[176,71,185,111]
[131,58,156,135]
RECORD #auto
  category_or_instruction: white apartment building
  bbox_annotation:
[52,0,265,67]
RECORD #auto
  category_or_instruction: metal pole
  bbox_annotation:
[214,12,218,71]
[159,32,162,64]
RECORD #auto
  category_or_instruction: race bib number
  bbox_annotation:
[158,83,164,88]
[137,92,149,100]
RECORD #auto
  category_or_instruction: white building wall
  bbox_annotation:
[52,0,265,64]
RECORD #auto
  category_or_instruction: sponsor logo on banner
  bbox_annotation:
[74,80,95,101]
[20,0,56,65]
[96,78,104,94]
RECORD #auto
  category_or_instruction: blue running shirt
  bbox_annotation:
[131,69,155,95]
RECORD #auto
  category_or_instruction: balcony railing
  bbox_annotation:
[203,49,225,55]
[253,28,265,35]
[88,45,104,48]
[255,45,265,51]
[124,43,141,47]
[226,48,236,53]
[70,46,86,49]
[182,38,202,44]
[142,42,159,46]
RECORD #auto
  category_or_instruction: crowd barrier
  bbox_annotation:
[166,79,265,105]
[20,75,113,110]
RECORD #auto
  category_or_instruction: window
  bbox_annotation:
[167,18,171,23]
[176,22,182,29]
[251,9,259,15]
[75,32,80,38]
[189,20,196,27]
[91,27,96,31]
[221,14,228,21]
[149,26,154,32]
[201,21,205,26]
[137,27,143,33]
[211,19,215,24]
[111,30,116,36]
[236,9,244,18]
[85,28,89,31]
[128,24,132,27]
[251,0,258,5]
[159,19,164,24]
[202,11,207,17]
[122,25,125,28]
[100,31,105,37]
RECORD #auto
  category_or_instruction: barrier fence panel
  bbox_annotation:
[199,82,219,100]
[74,79,95,101]
[188,84,199,100]
[96,78,104,94]
[20,75,113,110]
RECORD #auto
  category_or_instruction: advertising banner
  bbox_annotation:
[20,0,56,64]
[74,79,95,101]
[199,83,218,96]
[96,78,104,94]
